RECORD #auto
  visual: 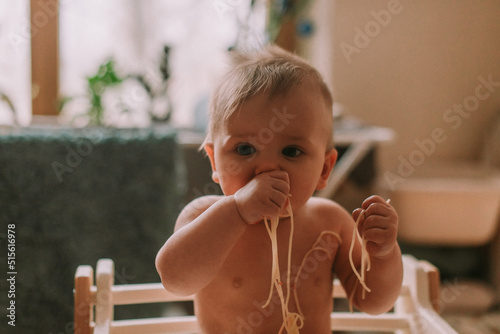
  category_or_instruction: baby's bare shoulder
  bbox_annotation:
[302,198,355,251]
[307,197,351,218]
[174,195,223,231]
[303,197,354,230]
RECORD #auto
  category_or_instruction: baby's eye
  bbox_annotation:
[236,144,256,156]
[282,146,302,158]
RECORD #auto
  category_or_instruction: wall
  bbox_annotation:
[304,0,500,176]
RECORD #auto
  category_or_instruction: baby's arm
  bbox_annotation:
[155,170,289,296]
[335,195,403,314]
[156,195,247,295]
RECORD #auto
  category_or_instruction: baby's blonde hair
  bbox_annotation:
[203,45,333,148]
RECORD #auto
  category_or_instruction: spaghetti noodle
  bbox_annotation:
[262,203,304,334]
[348,199,391,311]
[293,231,341,317]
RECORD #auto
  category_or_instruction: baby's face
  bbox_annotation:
[207,79,336,212]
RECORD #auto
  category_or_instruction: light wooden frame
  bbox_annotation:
[73,255,458,334]
[30,0,59,116]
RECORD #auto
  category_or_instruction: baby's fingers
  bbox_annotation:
[257,170,290,197]
[271,178,290,197]
[352,208,365,223]
[361,215,398,257]
[360,210,398,237]
[361,195,390,210]
[363,203,395,221]
[364,229,398,258]
[268,189,289,210]
[362,222,397,244]
[266,169,290,182]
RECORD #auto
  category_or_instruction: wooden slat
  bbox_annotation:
[110,279,350,306]
[109,316,199,334]
[419,260,441,313]
[106,313,409,334]
[111,283,195,305]
[74,265,94,334]
[108,279,410,306]
[95,259,115,332]
[330,313,410,331]
[108,279,352,305]
[333,280,346,298]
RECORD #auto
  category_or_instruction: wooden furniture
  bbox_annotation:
[318,117,395,199]
[74,255,457,333]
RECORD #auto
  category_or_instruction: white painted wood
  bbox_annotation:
[330,313,410,331]
[109,316,199,334]
[94,259,115,334]
[74,255,458,333]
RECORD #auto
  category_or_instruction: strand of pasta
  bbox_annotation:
[293,231,342,318]
[348,199,391,312]
[262,204,304,334]
[348,211,371,294]
[348,211,370,312]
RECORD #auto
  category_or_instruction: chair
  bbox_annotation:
[74,255,458,333]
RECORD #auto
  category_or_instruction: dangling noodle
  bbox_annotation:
[348,199,391,312]
[348,210,371,312]
[262,202,304,334]
[293,231,341,317]
[262,198,391,327]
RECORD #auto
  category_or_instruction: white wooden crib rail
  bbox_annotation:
[73,255,458,334]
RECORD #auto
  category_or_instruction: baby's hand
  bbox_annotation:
[352,195,398,258]
[233,170,290,224]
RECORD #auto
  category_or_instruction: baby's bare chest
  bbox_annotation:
[217,222,341,305]
[240,221,338,265]
[195,223,341,333]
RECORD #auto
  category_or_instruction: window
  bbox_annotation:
[58,0,266,128]
[0,0,30,126]
[0,0,267,128]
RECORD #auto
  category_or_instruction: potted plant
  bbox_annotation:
[59,46,172,128]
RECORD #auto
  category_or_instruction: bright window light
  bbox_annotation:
[0,0,31,126]
[59,0,266,128]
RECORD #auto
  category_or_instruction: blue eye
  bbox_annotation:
[236,144,256,156]
[282,146,302,157]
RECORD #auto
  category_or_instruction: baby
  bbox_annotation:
[156,46,403,334]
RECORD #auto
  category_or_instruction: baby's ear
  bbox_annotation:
[316,148,337,190]
[204,143,220,184]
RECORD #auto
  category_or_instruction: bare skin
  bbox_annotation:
[156,80,403,334]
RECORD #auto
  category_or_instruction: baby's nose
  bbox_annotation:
[255,161,281,175]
